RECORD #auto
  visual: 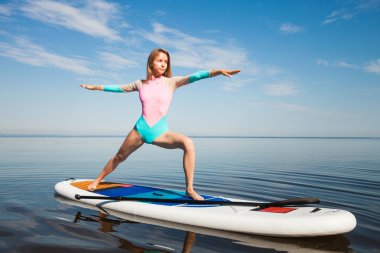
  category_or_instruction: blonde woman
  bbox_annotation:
[81,48,240,200]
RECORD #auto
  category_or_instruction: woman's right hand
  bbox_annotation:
[80,84,96,90]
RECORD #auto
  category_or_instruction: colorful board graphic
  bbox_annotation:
[71,180,229,207]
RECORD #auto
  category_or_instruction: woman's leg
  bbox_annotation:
[88,129,144,190]
[153,132,204,200]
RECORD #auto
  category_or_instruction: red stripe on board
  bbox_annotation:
[260,207,296,213]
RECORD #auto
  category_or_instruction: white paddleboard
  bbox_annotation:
[55,179,356,237]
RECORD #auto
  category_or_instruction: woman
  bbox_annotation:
[81,48,240,200]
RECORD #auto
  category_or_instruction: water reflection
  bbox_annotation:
[74,211,176,252]
[56,196,355,253]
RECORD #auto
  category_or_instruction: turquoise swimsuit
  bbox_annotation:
[134,115,169,144]
[102,71,210,144]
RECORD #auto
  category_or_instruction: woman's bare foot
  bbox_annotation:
[186,189,204,200]
[88,180,99,191]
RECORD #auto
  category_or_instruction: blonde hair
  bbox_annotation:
[146,48,172,81]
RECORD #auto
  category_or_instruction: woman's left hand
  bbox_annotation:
[222,69,241,77]
[213,69,241,77]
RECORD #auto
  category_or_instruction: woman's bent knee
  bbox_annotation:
[114,153,127,163]
[183,137,194,152]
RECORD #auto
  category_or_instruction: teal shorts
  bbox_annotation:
[134,115,169,144]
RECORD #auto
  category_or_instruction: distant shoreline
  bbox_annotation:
[0,134,379,140]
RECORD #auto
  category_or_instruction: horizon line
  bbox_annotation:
[0,134,379,139]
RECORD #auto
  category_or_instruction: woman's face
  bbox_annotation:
[151,52,168,77]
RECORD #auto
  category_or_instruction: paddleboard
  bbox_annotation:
[55,178,356,237]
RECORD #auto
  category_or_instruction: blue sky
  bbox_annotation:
[0,0,379,137]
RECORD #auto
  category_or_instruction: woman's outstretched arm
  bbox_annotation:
[80,84,126,92]
[174,69,241,88]
[80,81,141,92]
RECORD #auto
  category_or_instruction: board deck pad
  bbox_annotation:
[72,180,227,207]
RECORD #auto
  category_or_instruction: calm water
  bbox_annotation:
[0,136,379,253]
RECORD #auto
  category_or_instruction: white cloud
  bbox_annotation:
[316,59,358,69]
[154,10,166,16]
[222,63,281,92]
[263,83,299,96]
[323,9,354,25]
[3,3,282,90]
[138,22,283,91]
[98,51,138,69]
[0,37,93,75]
[0,30,9,36]
[334,60,358,69]
[316,58,380,74]
[279,23,304,34]
[323,0,380,25]
[364,59,380,74]
[140,22,248,70]
[223,77,255,92]
[316,59,329,66]
[20,0,121,41]
[0,4,12,16]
